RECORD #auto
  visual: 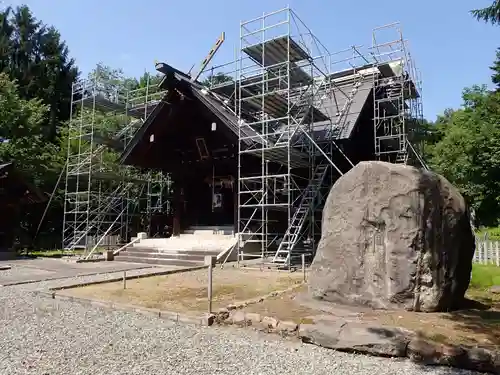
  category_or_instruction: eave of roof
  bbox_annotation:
[119,97,170,165]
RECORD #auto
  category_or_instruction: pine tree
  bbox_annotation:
[491,48,500,90]
[471,0,500,25]
[0,5,78,141]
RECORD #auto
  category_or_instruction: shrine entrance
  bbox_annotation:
[183,173,236,227]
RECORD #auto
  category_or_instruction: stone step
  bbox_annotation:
[125,247,221,257]
[133,240,236,250]
[115,255,203,267]
[119,250,211,262]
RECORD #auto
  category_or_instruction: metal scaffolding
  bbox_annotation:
[62,69,171,253]
[201,7,425,268]
[232,8,356,267]
[370,22,425,166]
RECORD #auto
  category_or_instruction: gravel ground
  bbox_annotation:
[0,268,484,375]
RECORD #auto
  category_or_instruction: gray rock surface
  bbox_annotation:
[299,321,412,357]
[309,161,475,312]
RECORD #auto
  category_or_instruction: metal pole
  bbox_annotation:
[123,271,127,289]
[208,257,213,313]
[35,161,67,243]
[302,254,306,282]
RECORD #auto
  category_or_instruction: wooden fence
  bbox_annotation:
[474,238,500,266]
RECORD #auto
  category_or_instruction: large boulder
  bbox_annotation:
[308,161,475,312]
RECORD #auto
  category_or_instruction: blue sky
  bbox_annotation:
[4,0,500,120]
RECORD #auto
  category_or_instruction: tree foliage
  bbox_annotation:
[426,86,500,226]
[471,0,500,25]
[491,48,500,90]
[0,5,78,142]
[202,72,233,87]
[0,73,62,185]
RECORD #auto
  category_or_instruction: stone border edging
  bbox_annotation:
[34,290,214,326]
[0,265,153,287]
[212,308,499,374]
[0,265,11,271]
[49,265,208,291]
[75,258,105,263]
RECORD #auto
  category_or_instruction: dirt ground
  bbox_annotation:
[244,285,500,350]
[61,267,304,314]
[61,265,500,349]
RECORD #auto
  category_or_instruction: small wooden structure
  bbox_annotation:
[0,162,46,259]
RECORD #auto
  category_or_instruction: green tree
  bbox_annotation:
[0,73,61,181]
[202,72,233,87]
[491,48,500,90]
[471,0,500,24]
[0,73,65,246]
[428,86,500,225]
[0,5,78,142]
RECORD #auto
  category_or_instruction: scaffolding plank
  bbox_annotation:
[210,62,312,100]
[67,171,148,184]
[241,146,308,168]
[80,95,160,119]
[242,91,328,123]
[81,95,127,114]
[243,36,311,67]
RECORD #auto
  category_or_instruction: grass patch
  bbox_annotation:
[470,264,500,290]
[475,227,500,241]
[27,249,103,258]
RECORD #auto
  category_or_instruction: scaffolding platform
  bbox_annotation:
[239,145,309,168]
[240,90,329,124]
[243,36,311,67]
[210,63,313,107]
[79,95,162,118]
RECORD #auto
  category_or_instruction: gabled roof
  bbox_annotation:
[120,63,263,166]
[155,62,262,146]
[119,97,170,165]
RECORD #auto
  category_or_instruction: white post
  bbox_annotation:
[488,241,492,264]
[496,241,500,267]
[302,254,306,282]
[207,256,213,313]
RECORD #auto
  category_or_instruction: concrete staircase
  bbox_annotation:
[115,226,238,267]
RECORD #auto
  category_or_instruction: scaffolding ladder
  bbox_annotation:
[272,163,330,265]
